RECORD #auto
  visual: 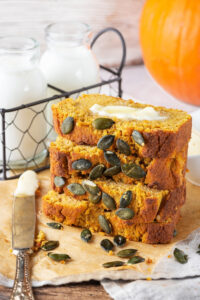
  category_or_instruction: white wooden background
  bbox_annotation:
[0,0,145,66]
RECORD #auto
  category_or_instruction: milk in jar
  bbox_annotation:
[0,37,47,169]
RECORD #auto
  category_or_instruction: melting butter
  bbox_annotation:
[15,170,39,196]
[90,104,167,121]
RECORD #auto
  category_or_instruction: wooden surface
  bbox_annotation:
[0,282,111,300]
[0,0,145,66]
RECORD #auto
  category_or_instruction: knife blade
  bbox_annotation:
[10,170,38,300]
[12,195,35,250]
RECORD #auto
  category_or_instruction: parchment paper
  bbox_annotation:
[0,170,200,287]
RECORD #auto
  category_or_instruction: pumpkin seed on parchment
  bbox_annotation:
[100,239,114,252]
[81,228,92,243]
[102,261,125,268]
[117,248,137,258]
[48,252,71,262]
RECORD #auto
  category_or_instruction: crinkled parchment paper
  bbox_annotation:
[0,170,200,287]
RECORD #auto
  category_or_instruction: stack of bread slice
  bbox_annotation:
[43,94,191,243]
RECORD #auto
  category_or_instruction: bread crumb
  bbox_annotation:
[34,230,47,251]
[146,277,152,281]
[147,267,151,272]
[168,255,172,258]
[108,250,113,256]
[156,215,161,221]
[99,232,106,236]
[146,258,153,264]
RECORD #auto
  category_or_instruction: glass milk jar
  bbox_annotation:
[0,37,47,169]
[40,22,100,95]
[40,22,100,142]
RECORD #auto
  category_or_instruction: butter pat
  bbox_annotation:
[90,104,167,121]
[15,170,39,196]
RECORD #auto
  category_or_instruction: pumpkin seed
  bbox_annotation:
[102,192,116,210]
[198,244,200,249]
[173,248,188,264]
[115,208,135,220]
[132,130,145,146]
[104,151,120,166]
[54,176,66,187]
[67,183,85,195]
[92,118,114,130]
[41,241,59,251]
[61,116,74,134]
[103,261,125,268]
[103,165,121,177]
[46,222,63,230]
[100,239,114,252]
[173,229,177,237]
[116,248,137,258]
[89,164,105,180]
[97,135,115,150]
[127,256,145,264]
[196,250,200,255]
[82,180,101,195]
[120,191,132,208]
[48,252,71,262]
[89,193,101,204]
[81,228,92,243]
[116,139,131,155]
[72,159,92,171]
[98,215,112,234]
[113,235,126,247]
[121,163,146,179]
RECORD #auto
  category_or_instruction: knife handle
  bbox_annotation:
[10,250,34,300]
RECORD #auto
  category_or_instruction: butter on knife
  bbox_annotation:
[12,170,39,250]
[14,170,39,197]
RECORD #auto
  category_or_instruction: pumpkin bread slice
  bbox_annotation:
[42,190,180,244]
[52,94,191,159]
[50,136,187,190]
[51,174,185,224]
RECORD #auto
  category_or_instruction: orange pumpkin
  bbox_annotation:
[140,0,200,106]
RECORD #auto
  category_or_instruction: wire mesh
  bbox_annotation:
[0,27,126,180]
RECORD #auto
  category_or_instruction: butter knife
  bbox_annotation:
[10,170,39,300]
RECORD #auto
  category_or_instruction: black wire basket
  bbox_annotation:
[0,27,126,180]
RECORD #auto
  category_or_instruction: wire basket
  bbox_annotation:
[0,27,126,180]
